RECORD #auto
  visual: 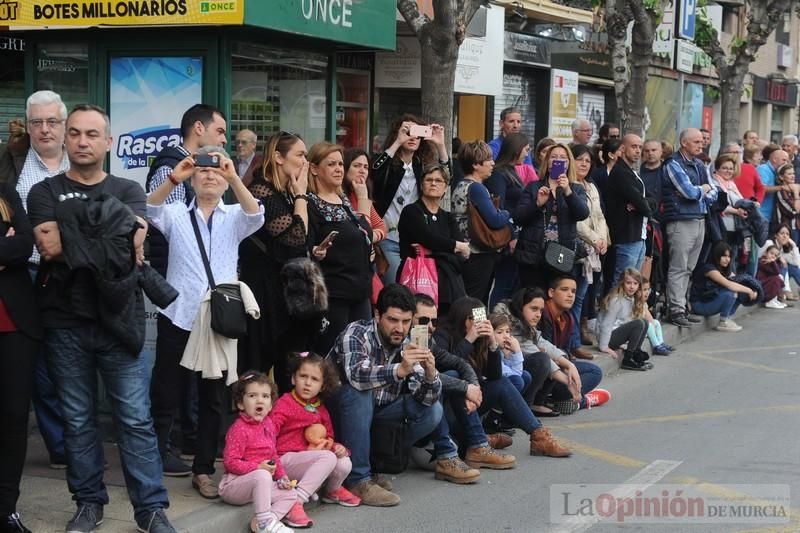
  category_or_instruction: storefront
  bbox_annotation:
[751,75,799,144]
[2,0,396,185]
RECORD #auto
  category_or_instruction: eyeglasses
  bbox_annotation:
[417,317,438,327]
[27,118,64,129]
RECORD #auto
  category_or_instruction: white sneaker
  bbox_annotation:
[256,519,294,533]
[765,297,786,309]
[715,319,742,332]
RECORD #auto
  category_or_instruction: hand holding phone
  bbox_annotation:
[318,231,339,250]
[472,307,487,323]
[409,124,432,139]
[410,325,429,348]
[194,154,221,168]
[550,159,567,178]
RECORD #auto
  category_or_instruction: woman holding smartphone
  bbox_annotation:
[513,143,590,290]
[307,142,374,354]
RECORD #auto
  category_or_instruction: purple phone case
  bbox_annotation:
[551,160,566,177]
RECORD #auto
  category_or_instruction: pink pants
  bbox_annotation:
[219,469,297,524]
[280,450,352,502]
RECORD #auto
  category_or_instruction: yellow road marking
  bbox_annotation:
[690,353,800,375]
[554,437,647,468]
[549,404,800,431]
[697,344,800,355]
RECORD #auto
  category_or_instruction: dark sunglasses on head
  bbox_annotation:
[417,317,438,327]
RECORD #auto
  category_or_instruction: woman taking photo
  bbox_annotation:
[398,164,468,315]
[434,297,571,457]
[452,141,512,305]
[0,183,41,533]
[371,115,449,285]
[513,143,589,290]
[307,142,373,354]
[572,144,609,349]
[239,132,315,392]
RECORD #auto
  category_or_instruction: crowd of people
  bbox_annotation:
[0,92,795,533]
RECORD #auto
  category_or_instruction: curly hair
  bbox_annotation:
[232,371,277,408]
[287,353,341,400]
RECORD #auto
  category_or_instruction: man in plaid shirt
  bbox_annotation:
[331,284,478,507]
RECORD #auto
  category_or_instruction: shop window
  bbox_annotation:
[336,69,370,151]
[0,34,27,141]
[231,43,328,150]
[36,43,89,110]
[770,107,786,145]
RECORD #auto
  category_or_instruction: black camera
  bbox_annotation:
[194,154,220,168]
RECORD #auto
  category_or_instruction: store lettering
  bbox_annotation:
[0,0,19,21]
[33,1,188,20]
[301,0,352,28]
[0,37,25,51]
[117,129,181,168]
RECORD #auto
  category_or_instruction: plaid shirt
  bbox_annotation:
[331,319,441,407]
[147,145,191,203]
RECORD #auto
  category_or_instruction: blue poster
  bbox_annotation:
[109,56,203,188]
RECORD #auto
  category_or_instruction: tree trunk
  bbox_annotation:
[418,25,459,154]
[605,0,631,131]
[719,69,747,146]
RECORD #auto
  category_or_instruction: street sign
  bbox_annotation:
[676,0,696,40]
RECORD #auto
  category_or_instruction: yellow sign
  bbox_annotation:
[4,0,243,28]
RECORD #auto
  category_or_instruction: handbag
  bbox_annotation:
[280,258,328,320]
[369,399,410,474]
[190,211,248,339]
[398,244,439,305]
[466,183,512,251]
[544,241,575,274]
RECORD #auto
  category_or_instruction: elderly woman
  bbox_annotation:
[307,142,374,354]
[452,141,512,305]
[398,163,469,315]
[147,148,264,500]
[514,143,590,291]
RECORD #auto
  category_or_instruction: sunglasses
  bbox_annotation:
[417,317,438,327]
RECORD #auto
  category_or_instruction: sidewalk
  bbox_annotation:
[16,304,761,533]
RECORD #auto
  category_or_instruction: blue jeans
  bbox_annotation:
[379,238,402,286]
[333,384,445,486]
[612,240,646,287]
[690,289,740,320]
[569,264,590,351]
[442,371,489,450]
[784,264,800,287]
[45,326,168,515]
[489,255,520,310]
[507,371,532,395]
[479,376,541,433]
[552,360,604,408]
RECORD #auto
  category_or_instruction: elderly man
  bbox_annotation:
[27,104,178,533]
[571,119,593,145]
[233,128,263,186]
[661,128,718,328]
[781,134,800,175]
[757,148,790,223]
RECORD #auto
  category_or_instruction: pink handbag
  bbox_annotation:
[398,245,439,306]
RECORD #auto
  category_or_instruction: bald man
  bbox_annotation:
[234,128,262,186]
[661,128,718,327]
[757,148,790,221]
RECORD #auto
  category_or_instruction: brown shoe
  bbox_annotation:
[191,474,219,499]
[371,473,393,492]
[530,428,571,457]
[571,347,594,360]
[347,480,401,507]
[580,318,596,345]
[435,457,480,484]
[486,433,513,450]
[465,446,516,470]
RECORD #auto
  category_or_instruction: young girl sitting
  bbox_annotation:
[758,244,789,309]
[219,372,298,533]
[689,241,759,331]
[490,313,532,395]
[640,279,675,356]
[270,353,360,528]
[596,268,653,372]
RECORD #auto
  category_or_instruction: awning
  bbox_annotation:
[494,0,593,25]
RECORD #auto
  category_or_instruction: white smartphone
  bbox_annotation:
[472,307,487,323]
[410,325,429,348]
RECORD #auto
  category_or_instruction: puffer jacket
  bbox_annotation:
[513,180,589,267]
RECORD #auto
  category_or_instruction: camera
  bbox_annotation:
[194,154,220,168]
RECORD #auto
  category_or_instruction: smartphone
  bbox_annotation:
[409,124,432,139]
[472,307,487,323]
[194,154,220,168]
[318,230,339,249]
[410,325,429,348]
[550,159,566,177]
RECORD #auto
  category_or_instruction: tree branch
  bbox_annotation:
[397,0,429,35]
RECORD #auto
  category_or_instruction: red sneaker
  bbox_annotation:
[584,389,610,409]
[321,486,361,507]
[283,501,312,528]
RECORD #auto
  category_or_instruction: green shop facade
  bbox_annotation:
[1,0,396,185]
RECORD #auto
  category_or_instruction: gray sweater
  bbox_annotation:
[596,295,634,350]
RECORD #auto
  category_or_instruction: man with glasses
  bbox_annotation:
[233,128,262,187]
[0,90,69,473]
[571,119,593,146]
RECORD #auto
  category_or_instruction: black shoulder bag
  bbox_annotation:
[369,397,410,474]
[190,210,248,338]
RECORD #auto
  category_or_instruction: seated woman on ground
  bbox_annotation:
[596,268,653,372]
[688,241,759,332]
[760,224,800,301]
[758,244,789,310]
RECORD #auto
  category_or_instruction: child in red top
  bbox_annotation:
[270,353,360,528]
[219,372,297,533]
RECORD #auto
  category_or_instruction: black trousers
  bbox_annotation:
[609,319,649,353]
[313,297,372,365]
[522,350,556,406]
[0,330,38,514]
[463,252,500,305]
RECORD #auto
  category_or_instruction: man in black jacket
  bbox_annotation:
[605,134,653,287]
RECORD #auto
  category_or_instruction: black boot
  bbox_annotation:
[2,513,32,533]
[621,351,649,371]
[634,349,654,369]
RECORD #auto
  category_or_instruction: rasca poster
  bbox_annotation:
[109,56,202,188]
